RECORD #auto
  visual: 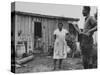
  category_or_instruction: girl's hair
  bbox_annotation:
[58,22,63,26]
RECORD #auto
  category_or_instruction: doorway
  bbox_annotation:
[34,22,42,50]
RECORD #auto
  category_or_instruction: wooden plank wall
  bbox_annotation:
[42,18,48,52]
[15,15,33,55]
[47,19,57,48]
[42,18,58,52]
[15,14,69,54]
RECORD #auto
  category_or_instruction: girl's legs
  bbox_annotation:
[59,59,63,69]
[53,59,57,70]
[53,59,63,70]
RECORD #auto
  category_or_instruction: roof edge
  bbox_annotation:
[11,11,80,21]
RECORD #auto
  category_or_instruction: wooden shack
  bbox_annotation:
[11,10,79,57]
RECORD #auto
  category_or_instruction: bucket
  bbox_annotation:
[16,44,25,58]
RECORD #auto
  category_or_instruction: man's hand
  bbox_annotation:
[80,32,90,36]
[85,32,90,36]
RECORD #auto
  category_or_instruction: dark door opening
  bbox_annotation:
[34,22,42,50]
[34,22,42,38]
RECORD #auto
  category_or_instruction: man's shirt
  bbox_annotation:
[84,16,97,33]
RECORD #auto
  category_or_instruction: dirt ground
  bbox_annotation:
[15,56,84,73]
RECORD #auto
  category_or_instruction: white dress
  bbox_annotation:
[53,29,69,59]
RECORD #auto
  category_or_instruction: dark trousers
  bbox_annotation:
[82,54,93,69]
[79,34,94,69]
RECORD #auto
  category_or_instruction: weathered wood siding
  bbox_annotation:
[15,14,69,54]
[15,15,33,55]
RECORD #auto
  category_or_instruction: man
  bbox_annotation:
[78,6,97,69]
[73,6,97,69]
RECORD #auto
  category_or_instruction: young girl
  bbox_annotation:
[53,23,69,70]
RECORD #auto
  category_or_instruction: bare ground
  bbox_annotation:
[15,56,84,73]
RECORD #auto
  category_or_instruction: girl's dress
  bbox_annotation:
[53,29,69,59]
